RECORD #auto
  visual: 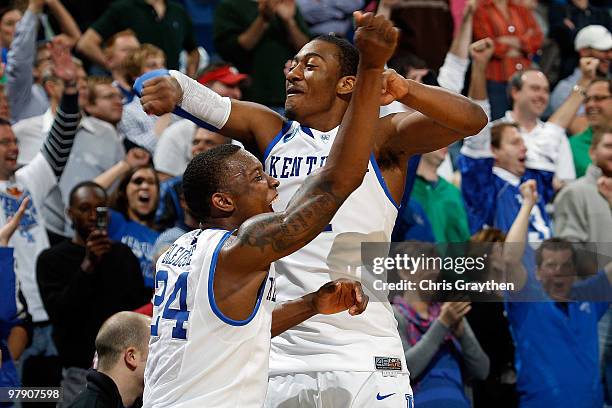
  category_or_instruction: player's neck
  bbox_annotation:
[199,217,242,233]
[298,107,345,133]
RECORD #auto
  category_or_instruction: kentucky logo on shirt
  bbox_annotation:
[267,155,329,179]
[0,189,37,243]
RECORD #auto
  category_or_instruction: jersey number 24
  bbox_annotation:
[150,270,190,340]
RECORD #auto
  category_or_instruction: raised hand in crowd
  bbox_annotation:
[257,0,279,21]
[520,179,538,208]
[49,37,77,84]
[126,147,151,169]
[275,0,297,23]
[598,177,612,206]
[469,37,495,66]
[439,302,472,336]
[579,56,599,83]
[0,197,29,247]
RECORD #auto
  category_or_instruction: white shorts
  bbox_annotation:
[264,371,414,408]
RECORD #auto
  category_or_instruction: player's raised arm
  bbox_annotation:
[375,56,488,162]
[139,71,285,154]
[222,12,399,272]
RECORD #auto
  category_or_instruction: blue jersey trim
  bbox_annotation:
[208,229,267,326]
[300,125,314,138]
[263,121,293,162]
[370,153,399,209]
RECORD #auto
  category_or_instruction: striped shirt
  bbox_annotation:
[473,0,543,82]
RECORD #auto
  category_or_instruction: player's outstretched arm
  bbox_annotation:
[271,279,368,337]
[220,12,399,273]
[139,73,285,154]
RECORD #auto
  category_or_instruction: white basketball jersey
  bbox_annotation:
[143,228,277,407]
[265,121,408,375]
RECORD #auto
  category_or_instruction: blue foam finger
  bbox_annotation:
[133,69,220,132]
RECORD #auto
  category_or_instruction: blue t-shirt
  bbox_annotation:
[108,210,159,288]
[0,248,21,392]
[458,155,552,241]
[506,266,610,408]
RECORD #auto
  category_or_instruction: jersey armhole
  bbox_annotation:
[208,229,268,326]
[263,121,293,162]
[370,153,400,209]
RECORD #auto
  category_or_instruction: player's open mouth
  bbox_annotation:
[270,194,279,205]
[286,86,304,96]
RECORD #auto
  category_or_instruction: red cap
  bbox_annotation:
[197,65,248,86]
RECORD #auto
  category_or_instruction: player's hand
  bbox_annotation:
[140,76,183,116]
[519,179,538,207]
[310,279,369,316]
[598,176,612,206]
[125,147,151,169]
[85,229,111,264]
[579,57,599,82]
[0,197,29,247]
[380,68,409,105]
[469,38,494,67]
[438,301,471,328]
[353,11,399,69]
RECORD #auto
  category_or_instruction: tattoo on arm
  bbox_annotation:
[235,176,344,261]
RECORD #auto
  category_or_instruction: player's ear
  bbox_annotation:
[336,76,356,95]
[211,192,235,213]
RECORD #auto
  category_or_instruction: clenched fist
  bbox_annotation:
[353,11,399,70]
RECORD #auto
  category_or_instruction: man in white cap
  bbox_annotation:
[550,24,612,127]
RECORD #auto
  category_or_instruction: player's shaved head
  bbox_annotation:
[183,144,243,221]
[313,35,359,78]
[95,312,151,371]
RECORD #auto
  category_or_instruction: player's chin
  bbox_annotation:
[284,104,298,120]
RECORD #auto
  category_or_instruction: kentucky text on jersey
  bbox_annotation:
[267,155,329,178]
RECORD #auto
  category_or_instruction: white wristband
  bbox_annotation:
[169,70,232,129]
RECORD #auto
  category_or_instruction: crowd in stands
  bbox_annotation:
[0,0,610,407]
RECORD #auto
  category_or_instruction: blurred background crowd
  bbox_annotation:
[0,0,610,407]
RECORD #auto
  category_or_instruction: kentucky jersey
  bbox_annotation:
[266,121,408,375]
[143,228,276,407]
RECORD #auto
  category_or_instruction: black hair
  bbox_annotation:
[68,181,107,207]
[183,144,242,222]
[535,237,577,268]
[313,35,359,78]
[110,164,159,226]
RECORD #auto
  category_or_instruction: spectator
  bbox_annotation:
[459,38,552,240]
[118,43,169,153]
[570,79,612,177]
[473,0,543,120]
[549,0,612,82]
[412,147,471,243]
[107,165,160,288]
[155,128,230,229]
[378,0,454,72]
[550,25,612,135]
[500,56,601,203]
[296,0,363,38]
[103,29,140,104]
[36,182,150,407]
[0,52,80,392]
[69,311,150,408]
[6,0,81,123]
[555,128,612,244]
[502,183,612,407]
[214,0,310,110]
[42,76,126,241]
[76,0,199,75]
[13,52,88,167]
[0,198,31,398]
[154,62,247,180]
[0,7,22,67]
[392,243,489,408]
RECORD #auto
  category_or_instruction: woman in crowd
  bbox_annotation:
[108,165,160,288]
[392,242,490,408]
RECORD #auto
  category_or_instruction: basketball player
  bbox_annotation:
[141,13,487,408]
[142,12,400,408]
